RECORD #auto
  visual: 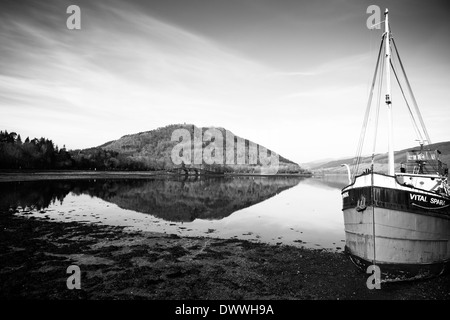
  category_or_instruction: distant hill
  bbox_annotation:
[300,157,348,170]
[305,141,450,175]
[98,124,308,174]
[0,126,308,174]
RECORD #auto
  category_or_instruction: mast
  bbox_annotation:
[384,8,395,176]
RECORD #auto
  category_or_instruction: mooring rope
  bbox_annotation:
[371,162,376,266]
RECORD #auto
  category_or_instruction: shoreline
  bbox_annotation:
[1,210,449,300]
[0,170,312,182]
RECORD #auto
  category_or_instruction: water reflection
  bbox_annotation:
[0,180,71,211]
[0,176,304,222]
[306,175,350,190]
[1,175,348,250]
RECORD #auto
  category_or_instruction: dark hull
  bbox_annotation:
[342,178,450,218]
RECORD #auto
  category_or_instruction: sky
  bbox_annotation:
[1,0,449,164]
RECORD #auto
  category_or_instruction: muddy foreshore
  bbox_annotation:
[1,209,449,301]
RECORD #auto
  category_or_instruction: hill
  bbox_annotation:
[305,141,450,175]
[97,124,308,174]
[0,126,309,174]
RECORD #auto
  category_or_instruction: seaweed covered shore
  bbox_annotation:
[1,210,449,301]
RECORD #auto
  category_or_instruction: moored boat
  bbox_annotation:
[341,9,450,282]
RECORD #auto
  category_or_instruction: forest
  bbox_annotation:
[0,130,141,171]
[0,128,310,174]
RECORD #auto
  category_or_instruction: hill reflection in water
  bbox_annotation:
[1,176,304,222]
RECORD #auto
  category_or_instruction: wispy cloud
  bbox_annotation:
[1,1,298,148]
[0,0,448,162]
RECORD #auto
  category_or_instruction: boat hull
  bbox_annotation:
[342,173,450,282]
[344,246,450,282]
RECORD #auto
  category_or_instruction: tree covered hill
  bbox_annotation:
[99,124,306,174]
[1,125,309,174]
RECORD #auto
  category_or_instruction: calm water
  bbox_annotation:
[0,175,350,251]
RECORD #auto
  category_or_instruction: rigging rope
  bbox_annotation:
[390,59,424,143]
[391,38,432,144]
[371,163,376,266]
[372,49,385,158]
[353,28,432,180]
[353,35,385,180]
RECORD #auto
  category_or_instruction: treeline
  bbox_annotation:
[0,130,156,171]
[0,131,73,170]
[0,129,310,174]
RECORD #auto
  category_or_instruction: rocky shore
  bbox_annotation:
[1,210,449,301]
